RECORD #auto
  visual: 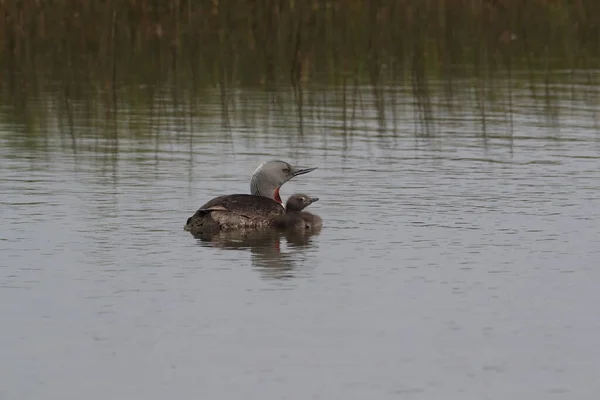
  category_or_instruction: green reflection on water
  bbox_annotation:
[0,0,599,145]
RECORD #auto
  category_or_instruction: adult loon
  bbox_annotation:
[184,160,317,235]
[272,193,322,230]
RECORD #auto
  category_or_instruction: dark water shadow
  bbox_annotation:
[192,227,321,280]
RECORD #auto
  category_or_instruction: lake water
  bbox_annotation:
[2,79,600,399]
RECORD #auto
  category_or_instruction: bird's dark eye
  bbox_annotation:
[282,168,290,173]
[299,197,305,202]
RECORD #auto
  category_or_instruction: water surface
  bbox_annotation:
[2,79,600,399]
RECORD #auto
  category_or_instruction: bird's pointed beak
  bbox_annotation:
[309,197,319,204]
[291,166,318,177]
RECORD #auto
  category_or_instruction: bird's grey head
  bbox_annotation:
[250,160,317,203]
[285,193,319,212]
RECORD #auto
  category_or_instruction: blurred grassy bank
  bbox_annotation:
[0,0,599,141]
[3,0,599,87]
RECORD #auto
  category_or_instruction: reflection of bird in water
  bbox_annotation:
[284,225,322,246]
[193,227,322,280]
[184,160,317,236]
[193,228,281,249]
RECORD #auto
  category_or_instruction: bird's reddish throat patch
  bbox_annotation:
[274,187,282,204]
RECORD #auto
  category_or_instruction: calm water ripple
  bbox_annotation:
[1,83,600,399]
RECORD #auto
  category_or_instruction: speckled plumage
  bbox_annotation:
[185,194,285,235]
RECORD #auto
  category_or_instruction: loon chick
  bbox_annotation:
[185,160,317,235]
[272,194,322,230]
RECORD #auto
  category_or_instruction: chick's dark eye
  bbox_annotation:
[282,168,290,173]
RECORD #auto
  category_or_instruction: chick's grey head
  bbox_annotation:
[250,160,317,203]
[285,193,319,212]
